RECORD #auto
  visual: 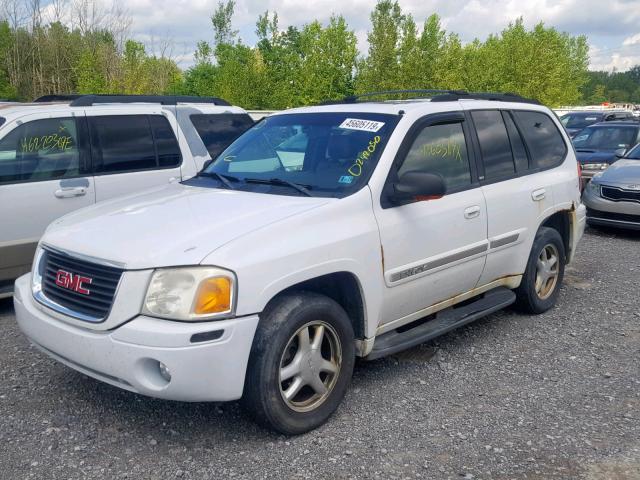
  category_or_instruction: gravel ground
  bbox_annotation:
[1,227,639,480]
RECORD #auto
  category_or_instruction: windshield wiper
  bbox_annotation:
[244,177,313,197]
[576,149,596,153]
[197,171,239,190]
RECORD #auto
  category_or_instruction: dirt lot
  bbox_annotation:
[1,227,639,480]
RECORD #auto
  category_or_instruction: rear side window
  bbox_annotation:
[190,113,254,159]
[0,117,84,184]
[502,111,529,171]
[397,122,471,191]
[471,110,515,179]
[90,115,180,174]
[513,111,567,169]
[149,116,181,167]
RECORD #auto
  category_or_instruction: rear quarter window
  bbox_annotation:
[190,113,254,160]
[513,111,567,169]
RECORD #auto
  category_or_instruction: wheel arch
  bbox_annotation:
[262,271,368,342]
[540,209,571,259]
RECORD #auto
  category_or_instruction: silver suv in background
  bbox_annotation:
[0,95,254,297]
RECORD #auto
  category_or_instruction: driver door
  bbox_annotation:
[373,112,488,325]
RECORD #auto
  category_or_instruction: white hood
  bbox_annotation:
[43,183,332,269]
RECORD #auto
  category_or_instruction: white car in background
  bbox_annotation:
[0,95,253,297]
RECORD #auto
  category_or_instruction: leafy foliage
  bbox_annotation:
[0,0,631,108]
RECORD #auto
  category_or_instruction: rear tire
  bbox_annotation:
[515,227,565,314]
[241,291,355,435]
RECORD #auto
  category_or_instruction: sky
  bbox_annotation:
[118,0,640,71]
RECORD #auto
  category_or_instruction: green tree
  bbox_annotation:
[356,0,404,93]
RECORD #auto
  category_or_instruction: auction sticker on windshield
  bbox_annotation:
[339,118,385,132]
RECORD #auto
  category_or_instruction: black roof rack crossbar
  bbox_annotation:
[321,89,468,105]
[430,91,540,105]
[62,94,231,107]
[320,89,540,105]
[33,94,84,103]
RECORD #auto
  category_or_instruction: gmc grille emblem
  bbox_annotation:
[55,269,92,295]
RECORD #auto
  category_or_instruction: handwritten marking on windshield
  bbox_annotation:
[348,136,381,176]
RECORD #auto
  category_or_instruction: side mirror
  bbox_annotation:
[614,148,627,158]
[389,171,446,206]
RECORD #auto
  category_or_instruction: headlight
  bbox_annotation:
[582,163,609,170]
[142,267,235,321]
[585,180,601,196]
[31,246,45,296]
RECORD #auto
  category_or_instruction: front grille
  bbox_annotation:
[586,208,640,223]
[41,249,123,320]
[601,186,640,203]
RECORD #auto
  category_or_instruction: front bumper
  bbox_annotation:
[13,274,259,402]
[583,187,640,230]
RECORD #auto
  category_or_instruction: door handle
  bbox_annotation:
[54,187,87,198]
[464,206,481,219]
[531,189,546,201]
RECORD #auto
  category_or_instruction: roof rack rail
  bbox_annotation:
[320,89,540,105]
[33,94,84,103]
[430,91,540,105]
[320,89,467,105]
[36,94,233,107]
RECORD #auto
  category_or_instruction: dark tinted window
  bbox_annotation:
[471,110,515,179]
[398,122,471,190]
[0,117,83,184]
[149,116,181,167]
[91,116,156,173]
[190,113,254,159]
[502,111,529,171]
[513,111,567,169]
[91,115,180,173]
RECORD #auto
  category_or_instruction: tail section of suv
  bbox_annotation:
[13,90,585,434]
[0,95,253,296]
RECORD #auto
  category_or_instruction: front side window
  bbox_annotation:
[190,113,254,160]
[471,110,515,179]
[0,117,82,184]
[397,122,471,191]
[572,126,639,151]
[200,112,399,198]
[90,115,180,174]
[513,111,567,169]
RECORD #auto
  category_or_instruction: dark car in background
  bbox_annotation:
[583,143,640,230]
[560,110,634,137]
[572,121,640,181]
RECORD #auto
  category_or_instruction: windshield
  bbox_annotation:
[572,126,638,151]
[198,112,399,198]
[560,113,602,129]
[625,143,640,159]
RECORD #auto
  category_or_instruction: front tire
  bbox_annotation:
[241,292,355,435]
[515,227,566,314]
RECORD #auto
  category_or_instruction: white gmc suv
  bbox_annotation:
[13,91,586,434]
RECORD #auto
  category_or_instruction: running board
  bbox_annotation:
[366,287,516,360]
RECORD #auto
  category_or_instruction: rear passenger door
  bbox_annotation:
[466,108,566,285]
[86,111,182,202]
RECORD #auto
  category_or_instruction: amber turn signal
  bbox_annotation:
[193,277,232,315]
